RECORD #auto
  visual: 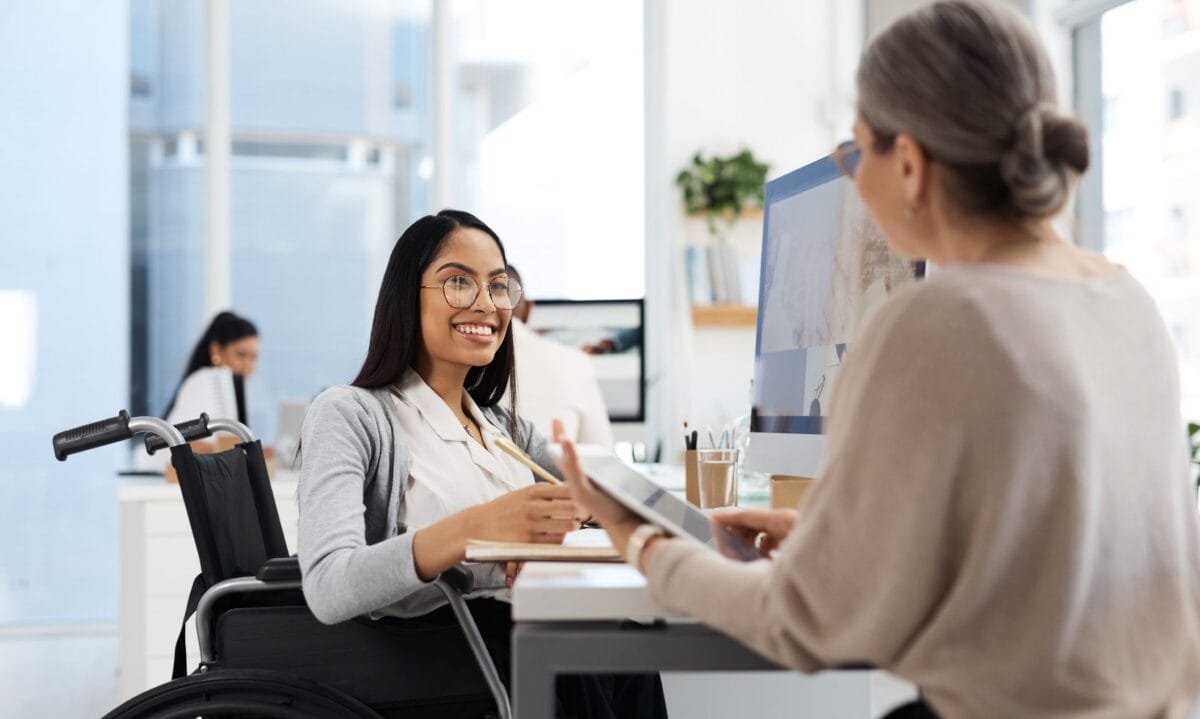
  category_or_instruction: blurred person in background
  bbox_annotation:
[506,264,614,446]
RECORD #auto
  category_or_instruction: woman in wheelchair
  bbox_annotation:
[298,208,668,718]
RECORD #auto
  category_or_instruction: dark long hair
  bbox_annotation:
[353,209,518,436]
[164,311,258,417]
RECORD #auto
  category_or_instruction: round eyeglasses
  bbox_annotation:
[420,275,523,311]
[832,139,862,178]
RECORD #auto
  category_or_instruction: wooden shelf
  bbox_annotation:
[691,304,757,327]
[684,207,764,220]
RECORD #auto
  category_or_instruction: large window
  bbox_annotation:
[1077,0,1200,421]
[448,0,644,300]
[0,0,643,646]
[130,0,431,439]
[130,0,644,445]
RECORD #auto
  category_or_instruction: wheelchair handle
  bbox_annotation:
[144,413,211,455]
[53,412,186,461]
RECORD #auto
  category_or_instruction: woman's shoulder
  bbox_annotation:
[169,366,237,423]
[855,272,1017,361]
[306,385,395,432]
[185,365,234,381]
[175,365,234,394]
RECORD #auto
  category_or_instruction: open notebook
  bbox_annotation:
[465,528,621,563]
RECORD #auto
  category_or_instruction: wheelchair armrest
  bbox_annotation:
[256,556,301,583]
[437,565,473,595]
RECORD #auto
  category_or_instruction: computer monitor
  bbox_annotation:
[747,154,923,477]
[522,298,645,422]
[275,399,310,470]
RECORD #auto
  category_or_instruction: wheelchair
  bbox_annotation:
[54,411,512,718]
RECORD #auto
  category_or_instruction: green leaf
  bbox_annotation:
[675,148,770,233]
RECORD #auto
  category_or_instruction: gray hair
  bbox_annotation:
[856,0,1089,219]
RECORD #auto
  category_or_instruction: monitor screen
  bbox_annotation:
[748,155,922,476]
[522,299,645,422]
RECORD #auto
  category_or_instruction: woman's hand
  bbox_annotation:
[552,420,643,555]
[711,508,798,559]
[413,483,575,583]
[472,482,579,545]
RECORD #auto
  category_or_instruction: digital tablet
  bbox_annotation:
[552,444,760,561]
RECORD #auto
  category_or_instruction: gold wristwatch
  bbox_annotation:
[626,523,666,573]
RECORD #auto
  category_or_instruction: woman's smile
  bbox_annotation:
[453,321,498,345]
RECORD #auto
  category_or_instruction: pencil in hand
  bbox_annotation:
[492,436,563,485]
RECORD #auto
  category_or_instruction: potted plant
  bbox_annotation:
[1190,422,1200,496]
[675,148,770,240]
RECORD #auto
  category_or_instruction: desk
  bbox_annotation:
[511,562,874,718]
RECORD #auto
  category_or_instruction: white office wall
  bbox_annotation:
[647,0,861,445]
[646,2,883,712]
[0,0,129,627]
[653,0,1073,440]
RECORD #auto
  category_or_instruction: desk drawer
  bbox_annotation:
[144,499,190,536]
[145,536,201,595]
[145,595,187,656]
[144,654,176,692]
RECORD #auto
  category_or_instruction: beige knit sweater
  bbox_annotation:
[647,265,1200,718]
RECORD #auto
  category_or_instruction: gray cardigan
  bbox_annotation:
[296,383,562,624]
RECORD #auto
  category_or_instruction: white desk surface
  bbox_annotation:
[512,462,727,624]
[512,561,688,623]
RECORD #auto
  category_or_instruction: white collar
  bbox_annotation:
[392,369,515,485]
[394,369,474,443]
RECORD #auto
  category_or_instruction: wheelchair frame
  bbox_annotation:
[54,410,513,719]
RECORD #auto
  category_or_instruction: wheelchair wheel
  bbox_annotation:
[103,668,382,719]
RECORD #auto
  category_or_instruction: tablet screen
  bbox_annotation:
[570,447,759,561]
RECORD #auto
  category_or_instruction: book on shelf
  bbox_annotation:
[686,242,758,306]
[464,539,622,563]
[684,244,713,305]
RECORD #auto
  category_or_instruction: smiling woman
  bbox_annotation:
[297,209,668,717]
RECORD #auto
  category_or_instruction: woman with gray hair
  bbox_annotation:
[555,1,1200,717]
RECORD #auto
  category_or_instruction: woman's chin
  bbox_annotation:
[451,347,498,367]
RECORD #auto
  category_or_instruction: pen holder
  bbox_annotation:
[684,449,700,506]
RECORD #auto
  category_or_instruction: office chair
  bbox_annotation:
[53,410,512,719]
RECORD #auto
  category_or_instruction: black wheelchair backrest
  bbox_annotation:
[171,440,288,587]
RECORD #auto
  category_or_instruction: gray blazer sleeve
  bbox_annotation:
[297,387,428,624]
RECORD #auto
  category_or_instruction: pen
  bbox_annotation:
[493,436,563,485]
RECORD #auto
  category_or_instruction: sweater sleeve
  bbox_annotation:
[646,287,978,671]
[297,387,431,624]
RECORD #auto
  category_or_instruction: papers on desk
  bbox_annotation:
[465,528,621,563]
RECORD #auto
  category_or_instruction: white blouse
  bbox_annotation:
[389,369,536,598]
[133,366,239,471]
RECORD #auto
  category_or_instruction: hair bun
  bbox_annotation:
[999,104,1089,218]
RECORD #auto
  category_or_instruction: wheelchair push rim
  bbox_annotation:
[102,668,382,719]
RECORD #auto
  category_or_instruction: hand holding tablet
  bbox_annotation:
[549,435,759,563]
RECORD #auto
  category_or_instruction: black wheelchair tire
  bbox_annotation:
[102,668,382,719]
